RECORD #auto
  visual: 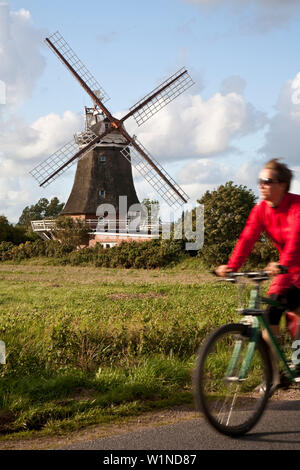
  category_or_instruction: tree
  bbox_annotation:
[0,216,11,242]
[52,217,90,250]
[0,215,29,244]
[197,181,279,268]
[141,198,160,225]
[45,197,65,218]
[18,197,65,228]
[198,181,257,266]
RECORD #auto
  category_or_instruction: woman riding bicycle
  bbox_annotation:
[215,158,300,391]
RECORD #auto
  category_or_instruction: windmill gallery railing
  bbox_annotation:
[31,219,171,236]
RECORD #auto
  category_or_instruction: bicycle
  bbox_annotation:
[193,268,300,437]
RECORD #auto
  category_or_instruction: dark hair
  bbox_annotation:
[264,159,293,192]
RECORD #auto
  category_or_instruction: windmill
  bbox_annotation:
[30,32,194,241]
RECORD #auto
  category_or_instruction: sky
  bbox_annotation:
[1,0,300,223]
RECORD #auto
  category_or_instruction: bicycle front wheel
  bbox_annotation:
[194,323,272,437]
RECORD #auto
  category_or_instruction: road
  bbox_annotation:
[60,398,300,451]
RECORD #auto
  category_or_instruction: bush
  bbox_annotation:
[0,238,184,268]
[246,237,279,269]
[197,181,278,268]
[0,241,15,261]
[93,240,183,269]
[52,217,90,250]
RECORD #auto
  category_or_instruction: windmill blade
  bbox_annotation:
[123,68,194,127]
[121,138,189,210]
[45,31,110,104]
[30,132,100,188]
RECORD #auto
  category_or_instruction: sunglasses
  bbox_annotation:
[258,178,281,186]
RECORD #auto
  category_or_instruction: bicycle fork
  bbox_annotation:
[225,318,259,382]
[216,322,259,426]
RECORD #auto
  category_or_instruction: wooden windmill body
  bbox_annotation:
[30,32,194,246]
[62,111,139,220]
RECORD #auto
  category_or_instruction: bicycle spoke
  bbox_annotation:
[226,385,240,426]
[194,324,271,436]
[215,383,234,424]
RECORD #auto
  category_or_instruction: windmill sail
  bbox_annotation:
[31,30,193,213]
[30,132,100,188]
[45,31,110,104]
[121,138,189,209]
[124,68,194,127]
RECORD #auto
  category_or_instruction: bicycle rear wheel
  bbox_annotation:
[194,323,272,436]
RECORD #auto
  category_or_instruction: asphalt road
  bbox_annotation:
[61,399,300,451]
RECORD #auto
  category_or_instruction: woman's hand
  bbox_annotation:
[215,265,233,277]
[265,262,282,276]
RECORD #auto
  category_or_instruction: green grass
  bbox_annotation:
[0,261,257,439]
[0,355,193,437]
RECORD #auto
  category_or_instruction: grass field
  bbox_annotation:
[0,258,253,440]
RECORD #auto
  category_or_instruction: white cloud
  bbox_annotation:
[179,158,231,185]
[171,159,233,206]
[0,169,73,223]
[0,111,82,162]
[0,3,86,223]
[0,110,83,222]
[175,156,266,206]
[290,166,300,194]
[130,91,266,162]
[0,2,46,110]
[235,159,262,187]
[260,72,300,165]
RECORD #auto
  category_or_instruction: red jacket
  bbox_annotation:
[227,192,300,295]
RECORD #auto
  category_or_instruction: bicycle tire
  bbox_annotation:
[193,323,272,437]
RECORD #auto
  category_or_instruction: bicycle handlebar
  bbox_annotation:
[211,265,288,281]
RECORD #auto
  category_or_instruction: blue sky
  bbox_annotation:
[1,0,300,222]
[12,0,300,116]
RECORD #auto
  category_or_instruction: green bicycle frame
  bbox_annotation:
[227,284,296,381]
